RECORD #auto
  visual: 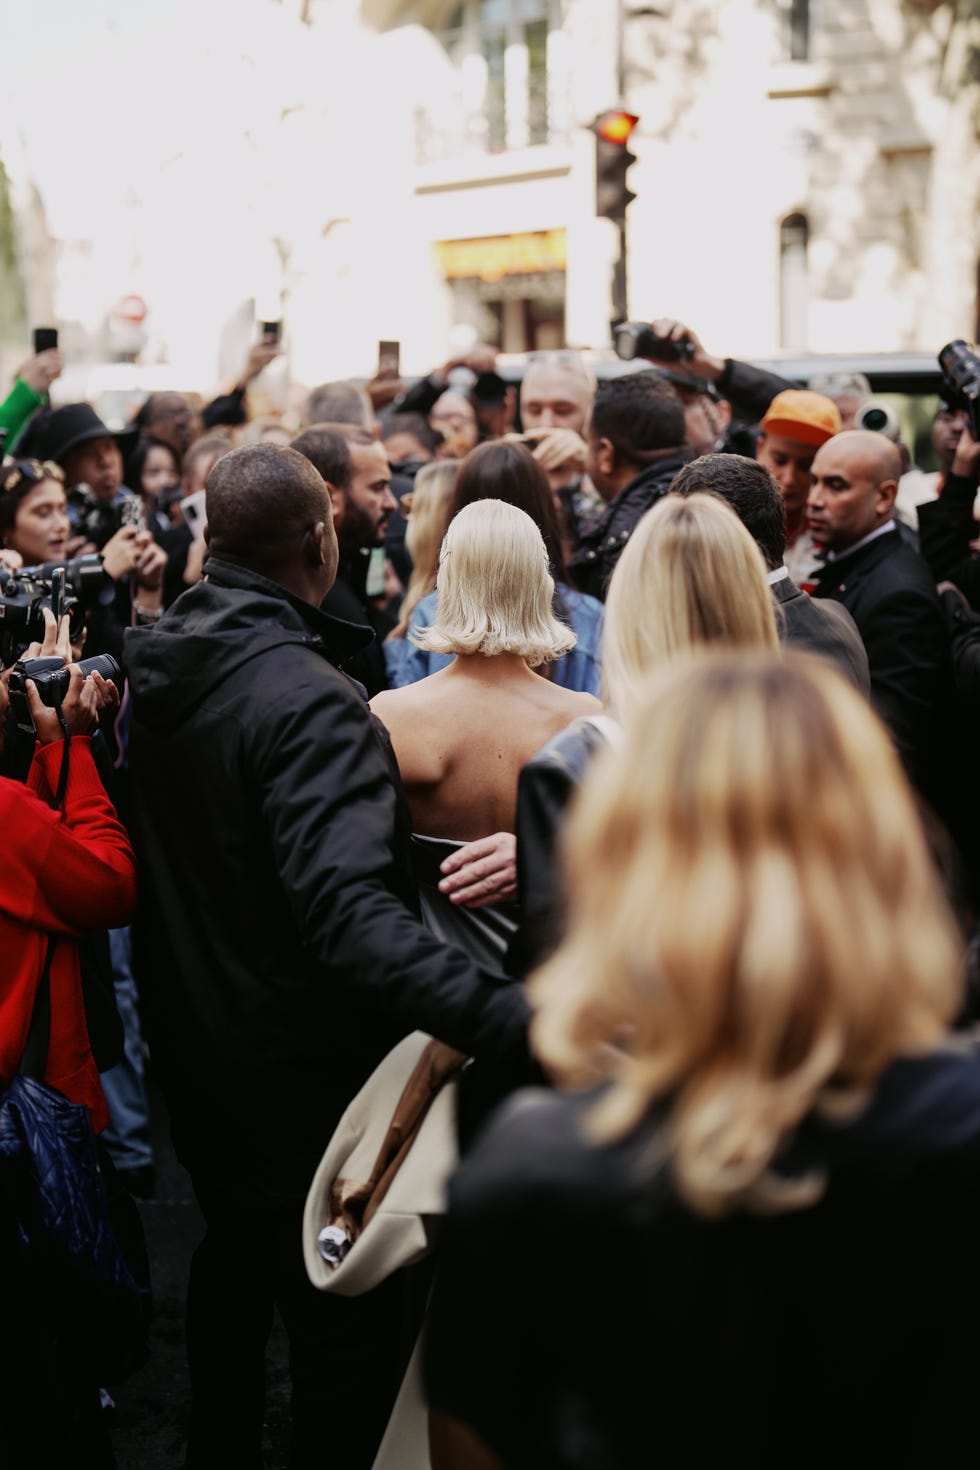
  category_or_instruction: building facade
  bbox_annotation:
[3,0,978,391]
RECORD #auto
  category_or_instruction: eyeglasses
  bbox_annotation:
[1,459,65,495]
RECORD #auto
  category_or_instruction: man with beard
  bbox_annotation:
[292,423,399,694]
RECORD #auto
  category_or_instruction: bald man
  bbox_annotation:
[809,430,946,785]
[124,444,534,1468]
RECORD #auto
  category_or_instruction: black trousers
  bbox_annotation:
[182,1174,416,1470]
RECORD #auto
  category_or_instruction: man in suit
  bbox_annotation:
[808,430,946,785]
[669,454,870,693]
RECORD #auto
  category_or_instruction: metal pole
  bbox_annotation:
[614,0,628,322]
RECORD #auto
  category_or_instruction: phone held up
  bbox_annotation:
[378,339,400,376]
[33,327,58,354]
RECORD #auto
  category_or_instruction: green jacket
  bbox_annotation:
[0,378,44,454]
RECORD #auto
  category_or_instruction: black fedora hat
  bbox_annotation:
[16,402,138,466]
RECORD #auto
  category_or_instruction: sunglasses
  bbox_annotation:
[1,459,65,495]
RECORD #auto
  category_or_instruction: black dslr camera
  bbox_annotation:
[938,341,980,439]
[2,653,120,781]
[0,554,109,665]
[613,321,696,364]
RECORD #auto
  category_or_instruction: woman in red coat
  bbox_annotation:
[0,628,135,1128]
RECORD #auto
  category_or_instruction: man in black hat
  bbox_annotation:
[20,402,137,552]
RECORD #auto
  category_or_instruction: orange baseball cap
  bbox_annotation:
[759,389,841,448]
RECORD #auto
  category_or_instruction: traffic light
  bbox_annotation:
[593,110,638,222]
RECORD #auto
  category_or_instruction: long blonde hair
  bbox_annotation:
[531,651,962,1217]
[602,492,778,717]
[390,459,459,639]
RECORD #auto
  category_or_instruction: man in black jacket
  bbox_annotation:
[808,430,945,786]
[569,372,689,600]
[669,453,870,693]
[125,444,534,1469]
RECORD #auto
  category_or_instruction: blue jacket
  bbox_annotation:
[384,582,604,695]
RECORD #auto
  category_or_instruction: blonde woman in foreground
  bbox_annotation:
[426,650,979,1469]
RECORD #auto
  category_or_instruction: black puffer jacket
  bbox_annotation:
[124,559,533,1203]
[568,450,690,601]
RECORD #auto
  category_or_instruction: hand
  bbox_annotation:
[445,343,497,376]
[0,547,23,571]
[438,832,517,909]
[647,318,725,381]
[18,348,64,396]
[240,339,280,387]
[366,359,405,410]
[100,524,142,582]
[133,534,168,593]
[20,606,71,664]
[951,426,980,482]
[26,664,119,743]
[521,427,588,476]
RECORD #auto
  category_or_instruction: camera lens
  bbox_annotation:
[862,408,887,432]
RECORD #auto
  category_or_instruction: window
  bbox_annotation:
[429,0,566,159]
[780,0,810,62]
[779,212,809,350]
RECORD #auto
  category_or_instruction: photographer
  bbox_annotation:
[0,615,135,1467]
[917,388,980,607]
[0,459,167,663]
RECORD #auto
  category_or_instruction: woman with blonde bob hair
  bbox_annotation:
[602,490,778,716]
[370,501,598,954]
[414,498,576,666]
[426,651,980,1468]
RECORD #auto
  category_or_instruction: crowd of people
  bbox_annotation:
[3,315,980,1468]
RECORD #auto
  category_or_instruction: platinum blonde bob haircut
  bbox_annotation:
[531,650,962,1218]
[411,498,576,666]
[602,492,778,717]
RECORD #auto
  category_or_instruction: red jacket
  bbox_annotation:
[0,738,137,1131]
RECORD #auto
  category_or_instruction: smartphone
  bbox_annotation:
[33,327,58,354]
[180,490,207,542]
[50,566,67,625]
[260,321,281,344]
[378,339,400,375]
[120,497,146,534]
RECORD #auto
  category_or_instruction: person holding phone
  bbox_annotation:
[0,330,64,453]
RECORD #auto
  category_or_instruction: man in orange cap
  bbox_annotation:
[756,388,842,583]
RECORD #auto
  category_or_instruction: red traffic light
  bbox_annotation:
[594,110,639,145]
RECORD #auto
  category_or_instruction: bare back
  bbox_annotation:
[371,657,600,840]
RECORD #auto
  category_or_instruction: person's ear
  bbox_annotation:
[203,523,211,548]
[876,478,899,515]
[597,436,616,478]
[325,481,345,525]
[303,521,328,567]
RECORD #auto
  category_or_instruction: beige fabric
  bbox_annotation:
[303,1031,464,1297]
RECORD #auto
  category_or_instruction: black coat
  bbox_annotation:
[124,559,532,1203]
[810,529,945,784]
[569,450,690,601]
[917,470,980,606]
[770,574,870,693]
[426,1047,980,1468]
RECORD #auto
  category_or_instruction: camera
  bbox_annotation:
[938,340,980,439]
[69,488,143,550]
[0,554,109,665]
[858,400,901,442]
[614,322,695,364]
[2,653,120,782]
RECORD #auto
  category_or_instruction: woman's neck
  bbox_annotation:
[445,651,536,683]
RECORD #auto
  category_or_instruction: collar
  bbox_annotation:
[766,566,791,586]
[824,520,896,563]
[204,556,375,662]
